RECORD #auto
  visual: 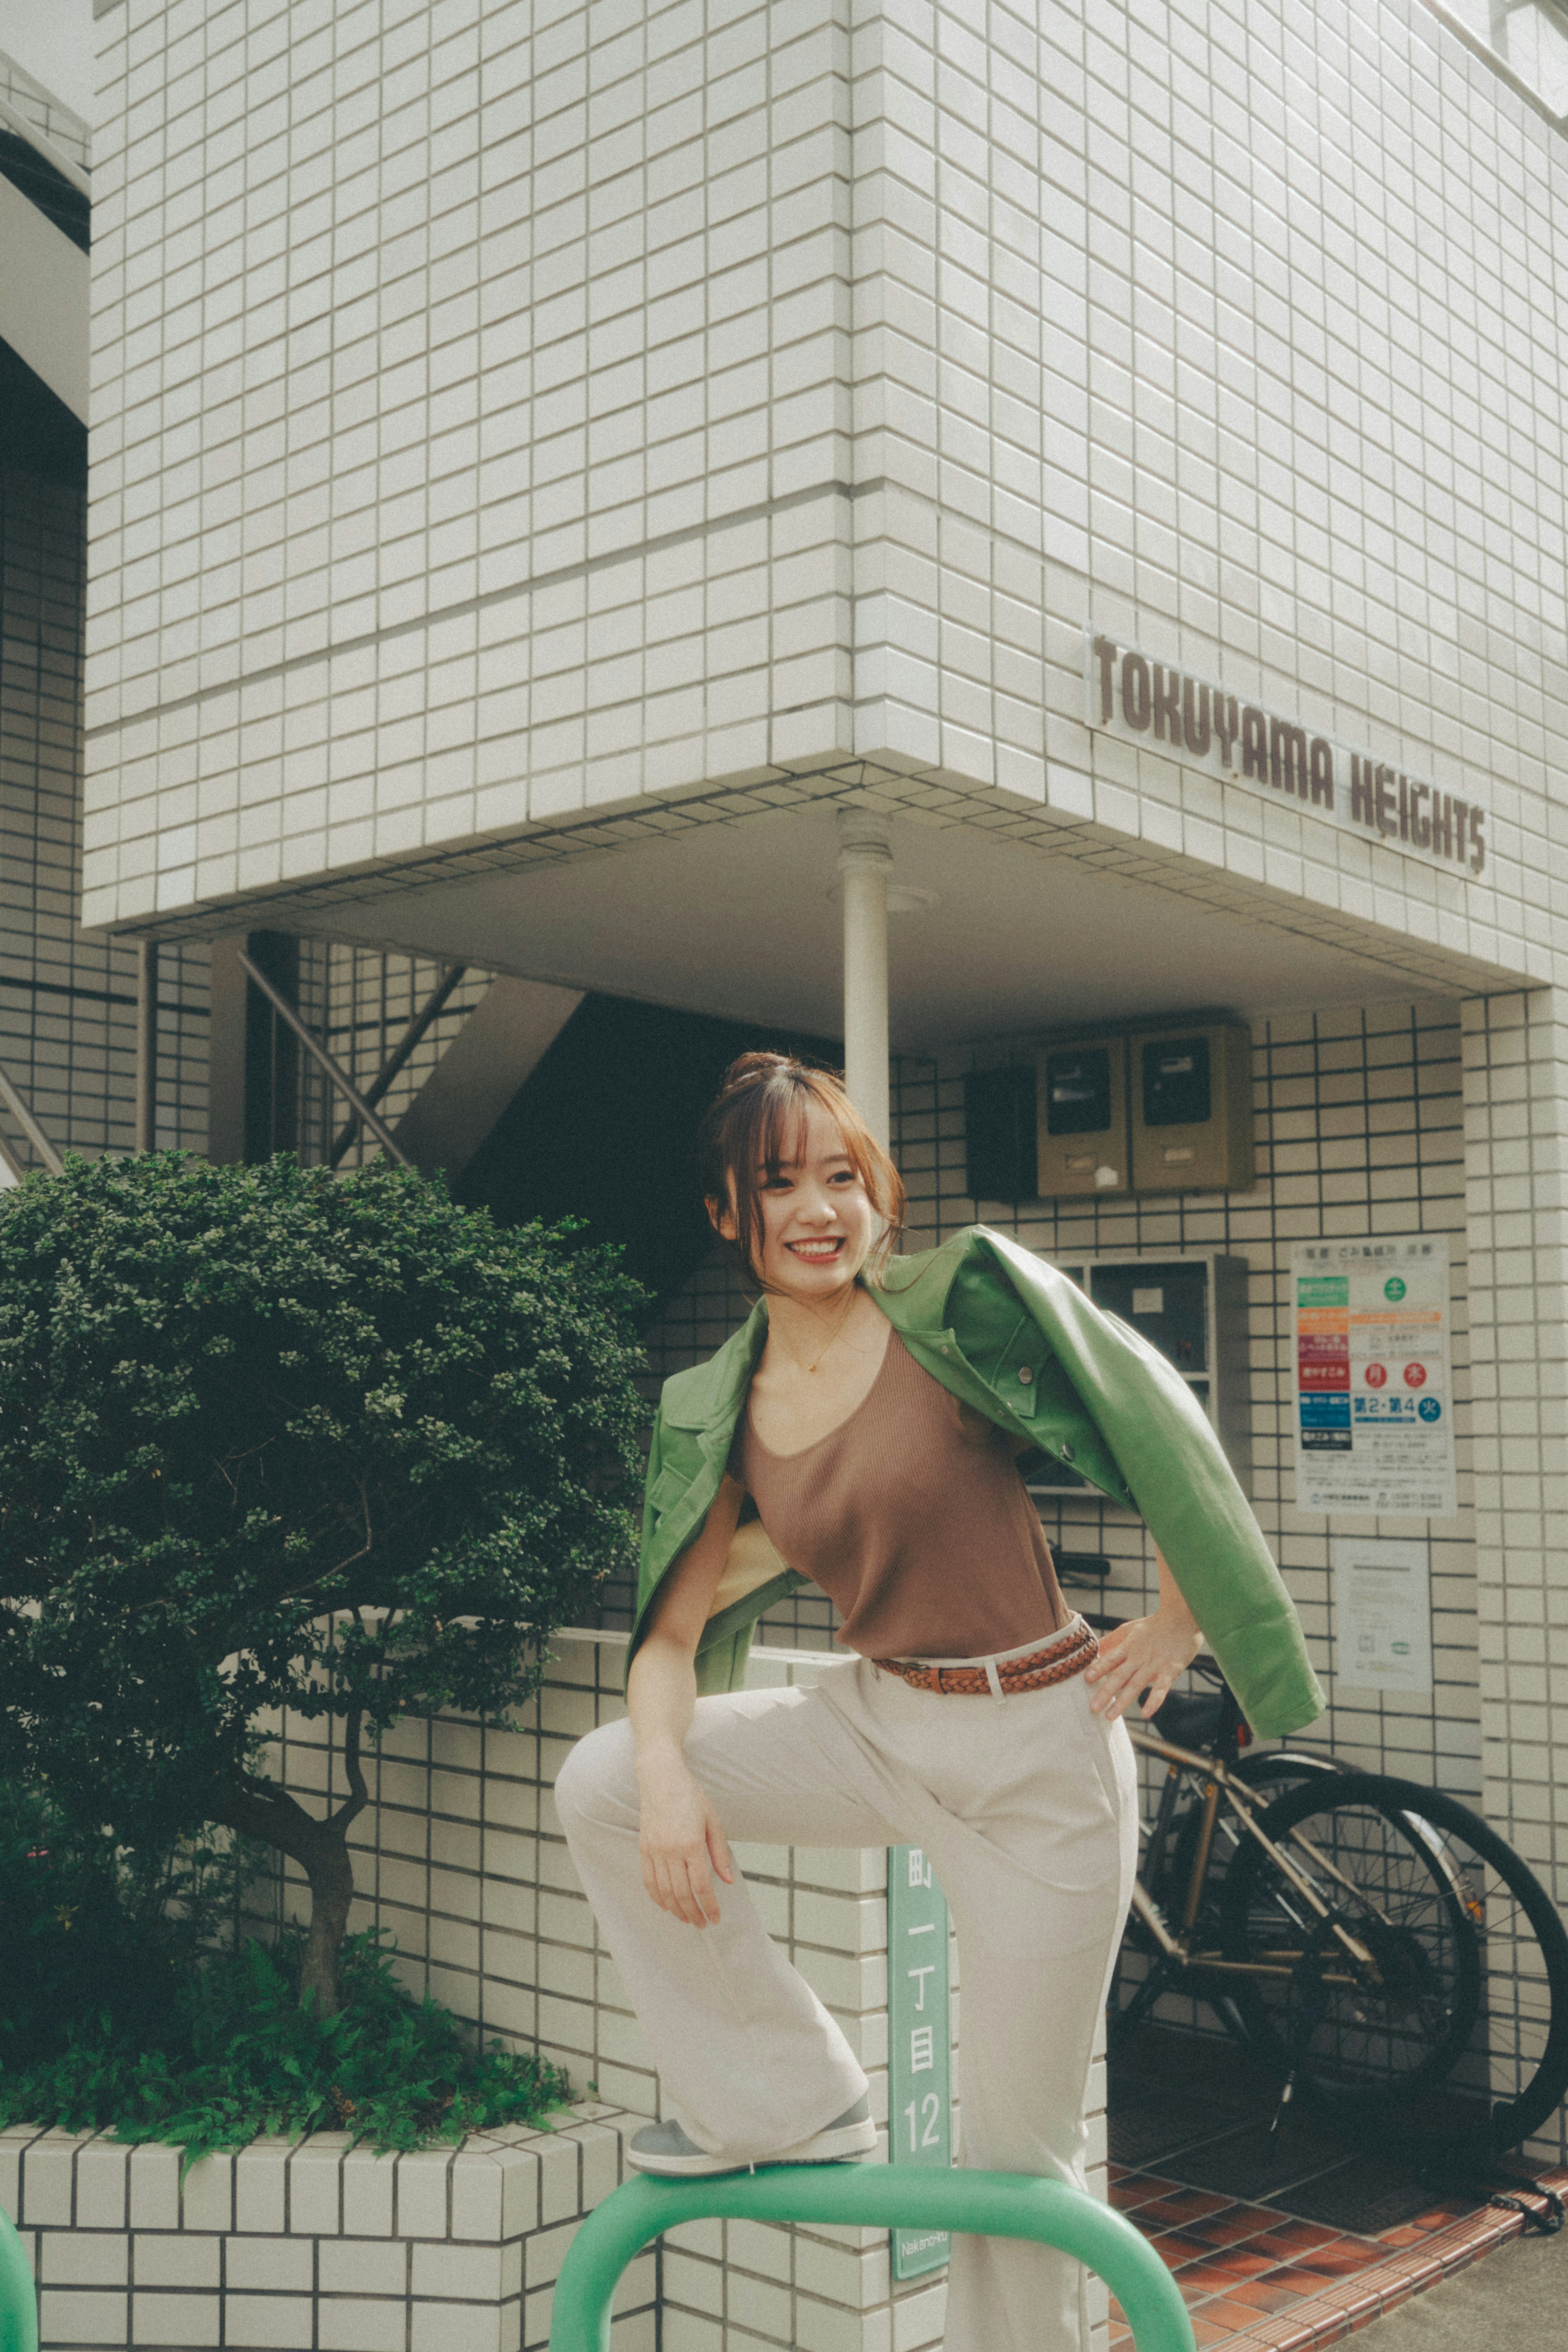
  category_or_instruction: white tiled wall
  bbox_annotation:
[84,0,861,924]
[1461,993,1568,1904]
[846,0,1559,981]
[81,0,1558,1024]
[0,463,209,1169]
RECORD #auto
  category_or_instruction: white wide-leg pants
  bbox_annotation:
[555,1642,1139,2352]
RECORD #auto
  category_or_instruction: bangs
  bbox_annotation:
[753,1091,814,1180]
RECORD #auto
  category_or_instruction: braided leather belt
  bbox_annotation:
[873,1617,1099,1696]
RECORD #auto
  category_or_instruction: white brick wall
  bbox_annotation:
[84,0,861,924]
[0,461,209,1169]
[80,0,1559,1018]
[1461,992,1568,1905]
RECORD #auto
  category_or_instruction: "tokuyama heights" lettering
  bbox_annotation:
[1085,632,1487,879]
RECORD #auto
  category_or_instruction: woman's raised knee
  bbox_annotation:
[553,1717,638,1833]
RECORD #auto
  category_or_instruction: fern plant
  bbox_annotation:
[0,1929,572,2166]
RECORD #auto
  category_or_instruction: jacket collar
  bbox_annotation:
[873,1230,973,1326]
[658,1298,769,1429]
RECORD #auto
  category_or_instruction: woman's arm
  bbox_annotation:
[626,1473,745,1928]
[1084,1550,1203,1721]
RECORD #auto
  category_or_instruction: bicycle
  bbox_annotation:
[1102,1639,1568,2168]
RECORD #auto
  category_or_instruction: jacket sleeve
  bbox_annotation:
[627,1406,766,1697]
[626,1407,671,1690]
[976,1237,1325,1740]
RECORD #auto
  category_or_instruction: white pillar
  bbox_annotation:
[837,810,892,1152]
[135,938,158,1153]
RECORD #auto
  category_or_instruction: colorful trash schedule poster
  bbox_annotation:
[1292,1237,1456,1518]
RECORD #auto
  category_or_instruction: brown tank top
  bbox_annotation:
[730,1329,1065,1660]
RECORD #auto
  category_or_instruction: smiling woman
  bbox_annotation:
[549,1051,1323,2352]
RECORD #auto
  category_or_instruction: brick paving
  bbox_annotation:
[1104,2025,1566,2349]
[1105,2134,1567,2350]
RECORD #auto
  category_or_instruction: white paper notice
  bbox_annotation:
[1333,1538,1433,1693]
[1292,1237,1456,1518]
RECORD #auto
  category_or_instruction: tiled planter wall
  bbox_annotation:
[1,2107,652,2352]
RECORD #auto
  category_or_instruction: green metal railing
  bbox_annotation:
[0,2200,37,2352]
[547,2164,1196,2352]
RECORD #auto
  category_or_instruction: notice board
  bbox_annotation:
[1332,1536,1434,1692]
[1292,1237,1456,1518]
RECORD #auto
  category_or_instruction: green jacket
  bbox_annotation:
[630,1225,1324,1740]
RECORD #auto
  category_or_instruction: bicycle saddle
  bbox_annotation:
[1149,1688,1228,1750]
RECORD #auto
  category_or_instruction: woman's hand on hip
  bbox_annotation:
[1085,1602,1203,1721]
[635,1747,735,1927]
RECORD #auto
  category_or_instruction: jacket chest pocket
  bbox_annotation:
[647,1465,689,1517]
[648,1462,710,1553]
[978,1312,1051,1418]
[1007,1344,1050,1417]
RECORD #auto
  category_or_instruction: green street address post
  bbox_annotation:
[888,1844,953,2280]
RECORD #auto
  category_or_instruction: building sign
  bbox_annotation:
[887,1845,952,2280]
[1332,1537,1434,1693]
[1085,632,1487,878]
[1292,1238,1456,1518]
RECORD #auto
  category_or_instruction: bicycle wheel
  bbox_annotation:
[1221,1773,1568,2161]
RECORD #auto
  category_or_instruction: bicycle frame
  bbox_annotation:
[1125,1725,1378,1981]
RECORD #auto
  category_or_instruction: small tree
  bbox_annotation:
[0,1153,645,2015]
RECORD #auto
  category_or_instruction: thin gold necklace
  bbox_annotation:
[773,1286,858,1375]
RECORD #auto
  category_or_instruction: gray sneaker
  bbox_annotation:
[626,2093,875,2178]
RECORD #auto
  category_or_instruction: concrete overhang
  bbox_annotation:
[147,799,1526,1051]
